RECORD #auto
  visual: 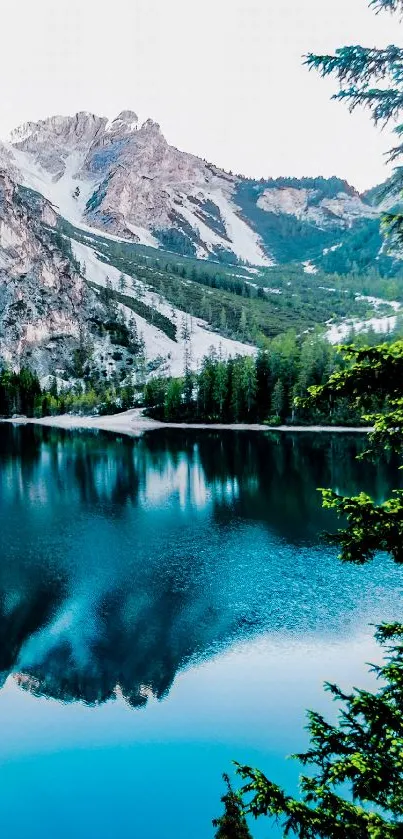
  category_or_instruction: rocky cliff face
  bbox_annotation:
[0,169,138,381]
[0,170,81,372]
[10,112,107,175]
[7,111,268,264]
[255,185,378,226]
[4,110,381,266]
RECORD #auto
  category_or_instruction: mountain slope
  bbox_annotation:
[234,176,379,264]
[0,169,90,376]
[0,171,256,381]
[72,238,256,377]
[3,111,386,270]
[7,112,270,265]
[0,172,155,383]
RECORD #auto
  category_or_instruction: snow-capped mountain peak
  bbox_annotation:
[1,110,382,270]
[2,111,272,264]
[105,110,139,133]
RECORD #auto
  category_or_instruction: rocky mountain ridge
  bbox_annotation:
[2,110,382,267]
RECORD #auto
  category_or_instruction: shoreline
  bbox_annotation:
[1,409,373,437]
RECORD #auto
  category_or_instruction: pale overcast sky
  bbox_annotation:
[1,0,400,189]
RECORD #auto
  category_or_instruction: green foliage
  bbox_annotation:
[302,340,403,443]
[320,487,403,564]
[371,0,403,10]
[213,775,253,839]
[145,334,371,425]
[226,8,403,836]
[255,176,355,196]
[0,365,143,421]
[299,340,403,566]
[237,625,403,838]
[86,278,177,342]
[305,4,403,255]
[271,379,285,420]
[143,377,168,410]
[0,367,41,417]
[164,377,183,420]
[317,218,403,278]
[235,180,344,263]
[37,379,140,418]
[234,178,403,276]
[156,226,197,257]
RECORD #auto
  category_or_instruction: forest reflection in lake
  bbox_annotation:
[0,425,401,838]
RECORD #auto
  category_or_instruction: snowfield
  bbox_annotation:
[9,147,160,248]
[11,148,96,226]
[204,190,272,267]
[157,187,272,266]
[327,314,399,343]
[355,294,401,312]
[72,240,256,377]
[325,293,401,343]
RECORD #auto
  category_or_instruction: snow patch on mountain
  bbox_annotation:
[327,314,398,343]
[11,147,95,223]
[206,190,272,266]
[302,260,317,274]
[1,110,388,275]
[72,240,256,376]
[10,146,160,247]
[0,170,122,378]
[170,188,270,265]
[3,112,273,265]
[105,110,139,134]
[356,295,401,312]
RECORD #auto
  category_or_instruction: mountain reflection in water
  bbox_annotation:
[0,425,401,709]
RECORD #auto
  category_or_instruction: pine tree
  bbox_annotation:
[181,317,191,343]
[241,357,257,417]
[306,0,403,248]
[183,340,194,412]
[255,351,272,420]
[239,308,247,338]
[100,276,117,318]
[129,315,139,346]
[49,376,58,399]
[213,775,253,839]
[213,361,229,418]
[271,378,285,419]
[230,359,245,422]
[164,378,183,420]
[198,350,218,417]
[237,625,403,837]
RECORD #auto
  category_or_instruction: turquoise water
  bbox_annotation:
[0,425,402,837]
